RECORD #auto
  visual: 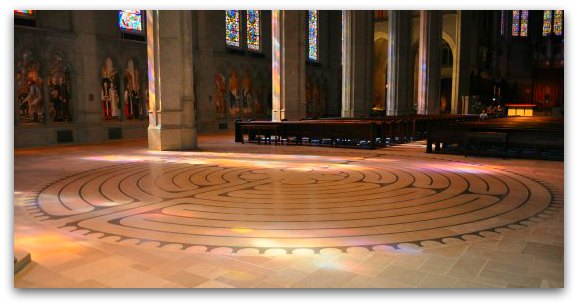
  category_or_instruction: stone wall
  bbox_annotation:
[16,10,375,147]
[14,10,148,148]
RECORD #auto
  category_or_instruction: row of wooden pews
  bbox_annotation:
[234,114,478,150]
[426,116,564,160]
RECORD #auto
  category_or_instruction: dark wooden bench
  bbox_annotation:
[464,132,508,158]
[234,114,483,151]
[240,124,280,145]
[426,117,563,159]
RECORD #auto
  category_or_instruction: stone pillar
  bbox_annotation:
[457,10,473,114]
[271,10,306,121]
[450,11,463,114]
[386,10,412,116]
[194,11,217,132]
[341,10,374,118]
[72,11,104,143]
[417,10,442,115]
[146,10,197,150]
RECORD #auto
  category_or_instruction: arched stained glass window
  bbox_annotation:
[14,10,36,27]
[308,10,319,61]
[553,10,563,36]
[226,10,240,48]
[512,10,520,36]
[247,10,261,51]
[543,10,552,36]
[118,10,143,32]
[500,11,506,36]
[14,10,35,17]
[520,10,529,37]
[342,10,345,48]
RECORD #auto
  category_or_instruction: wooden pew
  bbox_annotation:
[426,117,563,159]
[236,120,380,149]
[234,114,482,151]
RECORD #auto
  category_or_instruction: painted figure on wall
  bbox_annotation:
[241,70,253,115]
[48,78,59,121]
[59,77,71,121]
[305,78,326,118]
[22,78,43,123]
[214,73,226,117]
[123,59,141,119]
[47,53,72,122]
[253,84,264,116]
[109,82,120,119]
[253,71,268,117]
[101,57,119,120]
[228,70,240,116]
[16,51,43,123]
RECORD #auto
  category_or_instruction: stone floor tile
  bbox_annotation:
[376,265,428,287]
[418,273,458,288]
[290,267,358,288]
[477,268,541,288]
[447,257,487,279]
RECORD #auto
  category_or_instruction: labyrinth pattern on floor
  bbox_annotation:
[26,153,561,253]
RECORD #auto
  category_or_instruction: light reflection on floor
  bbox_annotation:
[28,147,559,253]
[14,136,564,288]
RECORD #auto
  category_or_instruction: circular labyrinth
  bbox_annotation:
[26,155,561,253]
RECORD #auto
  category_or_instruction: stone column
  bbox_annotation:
[146,10,197,150]
[449,11,466,115]
[417,10,442,115]
[72,11,104,143]
[386,10,412,116]
[341,10,374,118]
[271,10,306,121]
[457,10,474,114]
[194,11,217,132]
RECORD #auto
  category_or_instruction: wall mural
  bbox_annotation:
[123,59,143,119]
[47,52,72,122]
[305,76,327,118]
[228,69,240,116]
[214,73,227,117]
[253,81,265,116]
[101,57,119,120]
[15,50,43,124]
[215,64,270,119]
[241,70,253,115]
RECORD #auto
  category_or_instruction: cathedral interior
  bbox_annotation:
[10,7,568,295]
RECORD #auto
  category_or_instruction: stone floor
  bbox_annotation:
[13,132,564,288]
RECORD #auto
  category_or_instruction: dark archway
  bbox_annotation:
[440,40,453,114]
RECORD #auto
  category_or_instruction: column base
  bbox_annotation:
[148,126,197,151]
[14,248,31,274]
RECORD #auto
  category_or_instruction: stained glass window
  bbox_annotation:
[226,10,240,48]
[512,10,520,36]
[247,10,260,51]
[118,10,142,32]
[14,10,35,16]
[308,10,319,61]
[500,11,506,36]
[543,10,552,36]
[520,10,528,37]
[554,10,563,36]
[342,10,345,48]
